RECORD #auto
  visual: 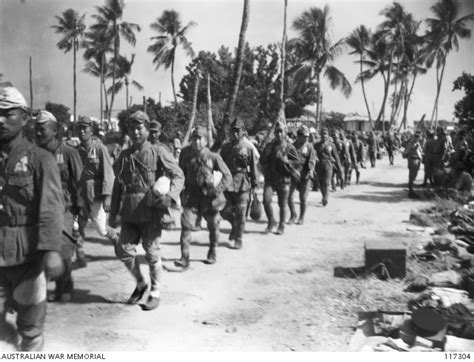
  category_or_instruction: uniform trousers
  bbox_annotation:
[0,257,47,351]
[263,182,289,227]
[288,179,311,220]
[223,191,250,243]
[316,160,333,204]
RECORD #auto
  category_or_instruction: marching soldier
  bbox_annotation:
[174,126,232,269]
[330,129,345,191]
[403,130,423,198]
[288,125,317,225]
[339,130,358,186]
[35,110,84,302]
[367,131,380,168]
[314,128,341,206]
[385,130,397,165]
[220,118,258,249]
[422,130,436,187]
[76,116,117,266]
[110,111,184,310]
[259,121,299,235]
[0,87,64,350]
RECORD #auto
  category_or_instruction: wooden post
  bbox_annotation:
[29,56,33,115]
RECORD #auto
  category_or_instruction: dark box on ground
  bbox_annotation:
[365,241,407,279]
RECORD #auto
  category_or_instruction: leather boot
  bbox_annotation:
[204,247,216,264]
[234,239,242,250]
[276,223,285,235]
[174,255,190,269]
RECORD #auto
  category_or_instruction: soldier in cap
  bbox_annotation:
[432,127,450,170]
[148,120,162,146]
[330,129,345,191]
[0,87,64,350]
[35,110,84,302]
[288,125,317,225]
[220,118,258,249]
[384,129,397,165]
[422,130,436,187]
[259,121,300,235]
[367,131,380,168]
[338,130,358,186]
[314,128,342,206]
[174,126,232,269]
[403,130,423,198]
[110,110,184,310]
[76,115,118,266]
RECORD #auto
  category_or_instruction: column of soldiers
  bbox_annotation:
[5,86,449,352]
[403,127,473,198]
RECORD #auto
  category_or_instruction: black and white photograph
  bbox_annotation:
[1,0,474,354]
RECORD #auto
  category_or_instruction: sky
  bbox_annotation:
[1,0,474,126]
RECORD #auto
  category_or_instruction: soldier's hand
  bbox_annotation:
[43,251,64,281]
[156,194,172,210]
[102,195,111,212]
[109,214,118,228]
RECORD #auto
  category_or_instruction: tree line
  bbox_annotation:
[50,0,474,139]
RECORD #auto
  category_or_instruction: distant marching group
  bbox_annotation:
[0,85,472,351]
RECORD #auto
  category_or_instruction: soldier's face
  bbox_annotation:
[231,128,243,142]
[78,125,92,143]
[0,108,27,143]
[191,135,207,152]
[35,121,57,146]
[275,128,285,141]
[149,129,160,144]
[129,121,149,146]
[322,132,329,142]
[297,134,307,144]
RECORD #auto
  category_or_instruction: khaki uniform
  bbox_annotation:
[405,137,422,194]
[77,137,115,246]
[220,139,258,247]
[288,141,317,222]
[314,140,341,205]
[111,141,184,296]
[260,139,299,231]
[178,146,232,262]
[0,137,64,350]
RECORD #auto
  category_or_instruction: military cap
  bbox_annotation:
[231,117,245,129]
[297,125,310,136]
[309,127,316,134]
[150,120,162,131]
[321,127,329,134]
[192,126,208,138]
[36,110,57,124]
[77,116,93,126]
[129,110,150,123]
[0,86,28,110]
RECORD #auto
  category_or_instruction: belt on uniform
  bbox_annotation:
[0,214,38,227]
[125,185,149,194]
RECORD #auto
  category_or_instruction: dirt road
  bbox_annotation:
[6,154,432,352]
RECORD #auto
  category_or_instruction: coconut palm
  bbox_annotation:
[425,0,474,125]
[82,29,114,122]
[90,0,141,119]
[288,6,352,127]
[225,0,250,126]
[107,54,143,110]
[51,8,86,123]
[148,10,196,104]
[346,25,373,129]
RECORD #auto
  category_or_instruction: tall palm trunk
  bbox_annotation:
[359,53,373,130]
[315,72,321,129]
[29,56,33,115]
[100,57,104,124]
[183,74,200,147]
[73,38,77,123]
[431,57,446,128]
[109,26,119,121]
[125,78,129,109]
[207,72,214,145]
[225,0,250,130]
[376,49,394,131]
[171,56,177,104]
[280,0,287,108]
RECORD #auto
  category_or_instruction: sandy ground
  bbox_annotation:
[2,154,434,352]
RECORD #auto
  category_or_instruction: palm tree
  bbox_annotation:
[148,10,196,104]
[51,8,86,123]
[425,0,474,126]
[90,0,140,120]
[225,0,250,127]
[82,29,113,122]
[346,25,373,129]
[107,54,143,110]
[288,6,352,128]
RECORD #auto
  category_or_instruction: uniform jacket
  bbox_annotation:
[220,139,258,193]
[179,146,232,207]
[293,140,317,180]
[0,136,64,266]
[43,139,84,213]
[368,135,380,153]
[405,139,423,159]
[77,137,114,207]
[314,140,342,168]
[259,139,300,185]
[111,141,184,224]
[352,139,365,162]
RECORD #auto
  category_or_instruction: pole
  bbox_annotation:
[29,56,33,115]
